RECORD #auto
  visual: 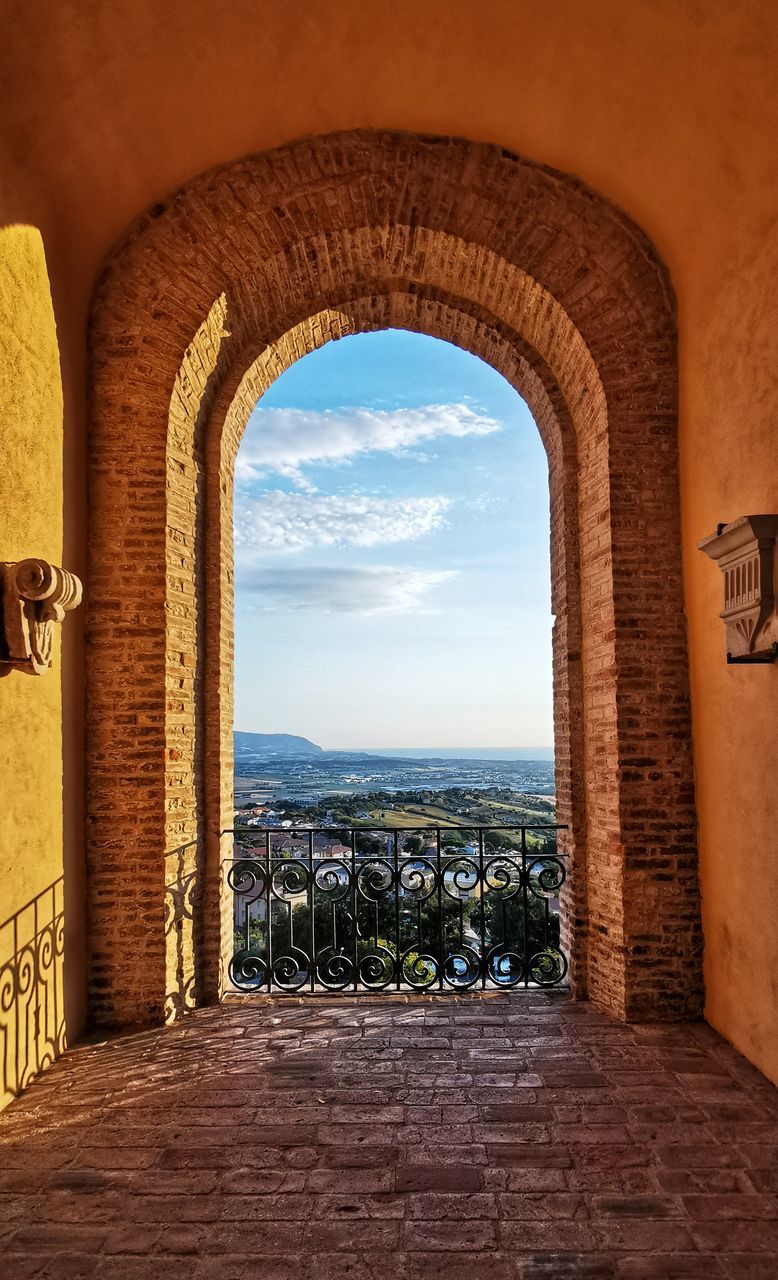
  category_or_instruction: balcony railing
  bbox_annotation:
[225,825,567,995]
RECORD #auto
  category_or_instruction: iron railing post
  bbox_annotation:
[521,825,529,989]
[394,830,401,990]
[309,829,315,992]
[435,827,443,990]
[479,828,486,989]
[351,827,358,992]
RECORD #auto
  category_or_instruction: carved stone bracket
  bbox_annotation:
[699,516,778,663]
[0,559,83,675]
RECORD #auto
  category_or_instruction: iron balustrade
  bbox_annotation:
[225,825,568,995]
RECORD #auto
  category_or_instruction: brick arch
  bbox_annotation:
[200,291,587,1012]
[88,130,701,1027]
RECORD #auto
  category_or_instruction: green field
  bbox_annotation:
[363,798,555,829]
[365,804,463,828]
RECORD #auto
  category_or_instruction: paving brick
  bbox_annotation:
[310,1220,401,1251]
[746,1169,778,1193]
[1,995,777,1277]
[402,1219,498,1251]
[220,1169,306,1194]
[220,1193,314,1220]
[473,1123,550,1144]
[406,1253,517,1280]
[593,1221,697,1252]
[591,1196,682,1218]
[656,1168,751,1195]
[312,1193,405,1220]
[299,1254,410,1280]
[406,1143,487,1166]
[519,1256,616,1279]
[614,1258,723,1279]
[568,1170,657,1195]
[95,1262,194,1279]
[395,1166,482,1192]
[555,1124,631,1144]
[6,1258,90,1280]
[321,1145,400,1169]
[500,1221,600,1251]
[406,1192,497,1219]
[195,1259,302,1280]
[317,1125,397,1147]
[308,1169,393,1193]
[490,1144,573,1168]
[716,1259,778,1279]
[542,1073,608,1089]
[573,1145,652,1170]
[681,1194,778,1220]
[499,1192,587,1219]
[656,1145,747,1168]
[481,1104,554,1122]
[501,1168,569,1193]
[690,1221,778,1252]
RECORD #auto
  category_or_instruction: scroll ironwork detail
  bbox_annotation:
[226,825,567,996]
[1,878,65,1106]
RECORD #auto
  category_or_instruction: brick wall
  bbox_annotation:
[88,131,702,1026]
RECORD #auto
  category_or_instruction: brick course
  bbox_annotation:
[87,131,700,1026]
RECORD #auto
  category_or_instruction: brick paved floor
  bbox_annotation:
[1,992,778,1279]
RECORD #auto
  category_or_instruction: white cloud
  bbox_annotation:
[235,491,450,554]
[236,403,501,485]
[236,565,456,614]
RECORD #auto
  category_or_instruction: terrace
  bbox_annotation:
[2,993,777,1277]
[2,27,776,1277]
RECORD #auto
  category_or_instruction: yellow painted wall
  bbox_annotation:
[0,226,68,1108]
[0,0,776,1081]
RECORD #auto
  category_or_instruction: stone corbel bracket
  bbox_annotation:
[699,516,778,663]
[0,558,83,675]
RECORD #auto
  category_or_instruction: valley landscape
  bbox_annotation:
[234,732,556,828]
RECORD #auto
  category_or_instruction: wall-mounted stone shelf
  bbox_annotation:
[699,516,778,663]
[0,558,82,675]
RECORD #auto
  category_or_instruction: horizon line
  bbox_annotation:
[234,734,553,748]
[333,746,554,752]
[234,733,554,757]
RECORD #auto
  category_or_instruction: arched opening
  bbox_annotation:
[228,328,558,996]
[87,131,701,1029]
[232,329,554,755]
[201,293,587,1015]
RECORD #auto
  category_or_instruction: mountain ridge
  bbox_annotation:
[234,731,322,755]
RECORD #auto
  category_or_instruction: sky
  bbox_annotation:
[234,330,553,752]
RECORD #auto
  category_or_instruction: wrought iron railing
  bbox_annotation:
[225,824,567,995]
[1,878,65,1105]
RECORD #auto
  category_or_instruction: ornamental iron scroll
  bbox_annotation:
[0,558,83,674]
[1,877,65,1105]
[699,516,778,663]
[225,824,567,996]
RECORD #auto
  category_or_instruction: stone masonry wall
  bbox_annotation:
[88,131,702,1026]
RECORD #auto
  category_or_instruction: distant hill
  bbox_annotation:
[234,731,322,755]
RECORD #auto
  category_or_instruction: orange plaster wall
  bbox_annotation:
[0,143,88,1113]
[682,227,778,1080]
[1,0,776,1077]
[0,222,68,1107]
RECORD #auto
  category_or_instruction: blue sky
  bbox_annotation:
[234,330,553,751]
